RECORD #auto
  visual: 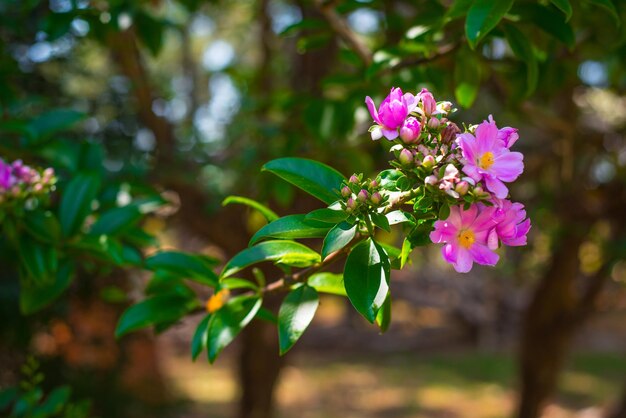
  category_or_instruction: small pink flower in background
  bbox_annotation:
[400,117,421,144]
[491,199,531,247]
[458,118,524,199]
[497,127,519,148]
[430,204,500,273]
[0,159,16,190]
[366,87,417,141]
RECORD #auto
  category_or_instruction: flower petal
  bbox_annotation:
[468,244,499,266]
[365,96,381,125]
[454,248,474,273]
[484,176,509,199]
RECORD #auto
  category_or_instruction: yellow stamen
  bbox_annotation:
[206,289,230,313]
[458,229,475,249]
[478,152,495,170]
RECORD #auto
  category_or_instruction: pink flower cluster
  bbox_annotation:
[366,87,530,273]
[0,158,56,202]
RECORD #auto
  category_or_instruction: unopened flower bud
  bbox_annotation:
[341,186,351,197]
[399,117,421,144]
[370,126,383,141]
[422,155,436,169]
[357,189,369,202]
[346,197,357,211]
[369,180,378,189]
[349,175,359,184]
[427,117,440,130]
[370,192,382,205]
[455,181,469,196]
[425,175,438,186]
[438,101,452,114]
[398,148,414,166]
[419,88,437,116]
[441,122,461,144]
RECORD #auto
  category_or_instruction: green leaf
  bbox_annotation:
[321,221,357,260]
[446,0,473,20]
[585,0,620,26]
[515,4,575,48]
[221,240,321,278]
[134,11,165,56]
[59,173,101,237]
[34,386,71,416]
[550,0,573,20]
[407,221,435,247]
[145,251,218,286]
[207,295,262,363]
[400,238,413,269]
[249,214,331,245]
[305,208,348,224]
[454,47,481,108]
[465,0,514,49]
[262,158,346,204]
[115,293,198,338]
[20,260,74,315]
[27,109,85,141]
[0,387,18,410]
[370,212,391,232]
[18,236,57,284]
[308,272,346,296]
[503,24,538,97]
[278,285,319,355]
[222,195,279,223]
[220,278,259,291]
[256,307,278,324]
[343,238,390,323]
[386,210,414,226]
[24,211,61,243]
[89,205,143,236]
[375,293,392,333]
[191,314,212,361]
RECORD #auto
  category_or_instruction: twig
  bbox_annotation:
[315,0,373,66]
[381,42,460,74]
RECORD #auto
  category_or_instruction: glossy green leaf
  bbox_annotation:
[191,314,212,361]
[34,385,71,416]
[20,261,74,315]
[308,272,346,296]
[586,0,620,26]
[89,205,143,236]
[504,24,538,97]
[221,240,320,278]
[551,0,573,20]
[400,238,413,269]
[370,212,391,232]
[220,277,259,291]
[27,109,85,140]
[250,214,331,245]
[145,251,218,286]
[343,238,390,323]
[446,0,473,20]
[18,236,57,284]
[262,158,346,204]
[256,307,278,324]
[115,293,198,338]
[515,4,575,48]
[24,211,61,243]
[59,173,101,237]
[207,296,262,363]
[222,195,279,223]
[304,208,349,224]
[407,221,435,247]
[454,47,481,108]
[386,210,414,226]
[375,293,392,333]
[278,285,319,355]
[465,0,514,49]
[321,221,357,260]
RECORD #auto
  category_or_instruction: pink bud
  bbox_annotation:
[422,155,436,169]
[455,181,469,196]
[441,122,460,144]
[398,148,414,166]
[369,180,379,189]
[419,88,437,116]
[346,197,357,211]
[399,117,421,144]
[370,192,382,205]
[349,175,359,184]
[427,117,440,130]
[357,189,369,202]
[341,186,351,197]
[424,175,438,186]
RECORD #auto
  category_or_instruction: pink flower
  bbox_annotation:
[366,87,417,140]
[418,88,437,116]
[0,159,15,190]
[458,118,524,199]
[489,200,531,247]
[430,204,500,273]
[497,127,519,148]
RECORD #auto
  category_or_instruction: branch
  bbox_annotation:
[314,0,373,66]
[381,42,460,74]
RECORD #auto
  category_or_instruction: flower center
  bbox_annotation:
[478,152,495,170]
[458,229,475,249]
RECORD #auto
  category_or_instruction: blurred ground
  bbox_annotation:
[158,345,626,418]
